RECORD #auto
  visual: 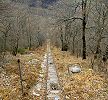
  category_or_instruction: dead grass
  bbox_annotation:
[52,46,108,100]
[0,46,46,100]
[1,45,108,100]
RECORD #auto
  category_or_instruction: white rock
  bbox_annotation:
[39,74,44,78]
[50,90,60,94]
[32,59,39,64]
[30,53,33,55]
[36,83,42,91]
[54,96,60,100]
[65,95,70,99]
[33,90,40,96]
[69,64,81,73]
[28,59,39,65]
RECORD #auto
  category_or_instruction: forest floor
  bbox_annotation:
[52,46,108,100]
[0,46,46,100]
[0,45,108,100]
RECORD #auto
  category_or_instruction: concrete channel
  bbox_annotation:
[32,41,61,100]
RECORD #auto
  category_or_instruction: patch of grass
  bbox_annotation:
[18,48,26,55]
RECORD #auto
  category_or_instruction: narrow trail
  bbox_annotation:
[46,40,62,100]
[32,40,62,100]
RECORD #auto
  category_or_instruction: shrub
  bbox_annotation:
[17,48,26,55]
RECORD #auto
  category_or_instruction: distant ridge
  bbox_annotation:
[11,0,58,8]
[41,0,58,8]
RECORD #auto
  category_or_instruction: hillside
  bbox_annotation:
[0,0,108,99]
[0,45,108,100]
[10,0,58,7]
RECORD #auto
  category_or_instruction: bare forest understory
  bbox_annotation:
[0,44,108,100]
[0,0,108,100]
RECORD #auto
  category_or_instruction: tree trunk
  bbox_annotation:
[60,34,68,51]
[29,35,32,50]
[82,21,86,59]
[72,38,75,54]
[62,43,68,51]
[15,38,19,56]
[82,0,87,59]
[12,38,19,56]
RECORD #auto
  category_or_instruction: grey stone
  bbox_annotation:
[68,64,81,73]
[54,96,60,100]
[28,59,39,65]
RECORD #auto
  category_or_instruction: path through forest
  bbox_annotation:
[32,40,62,100]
